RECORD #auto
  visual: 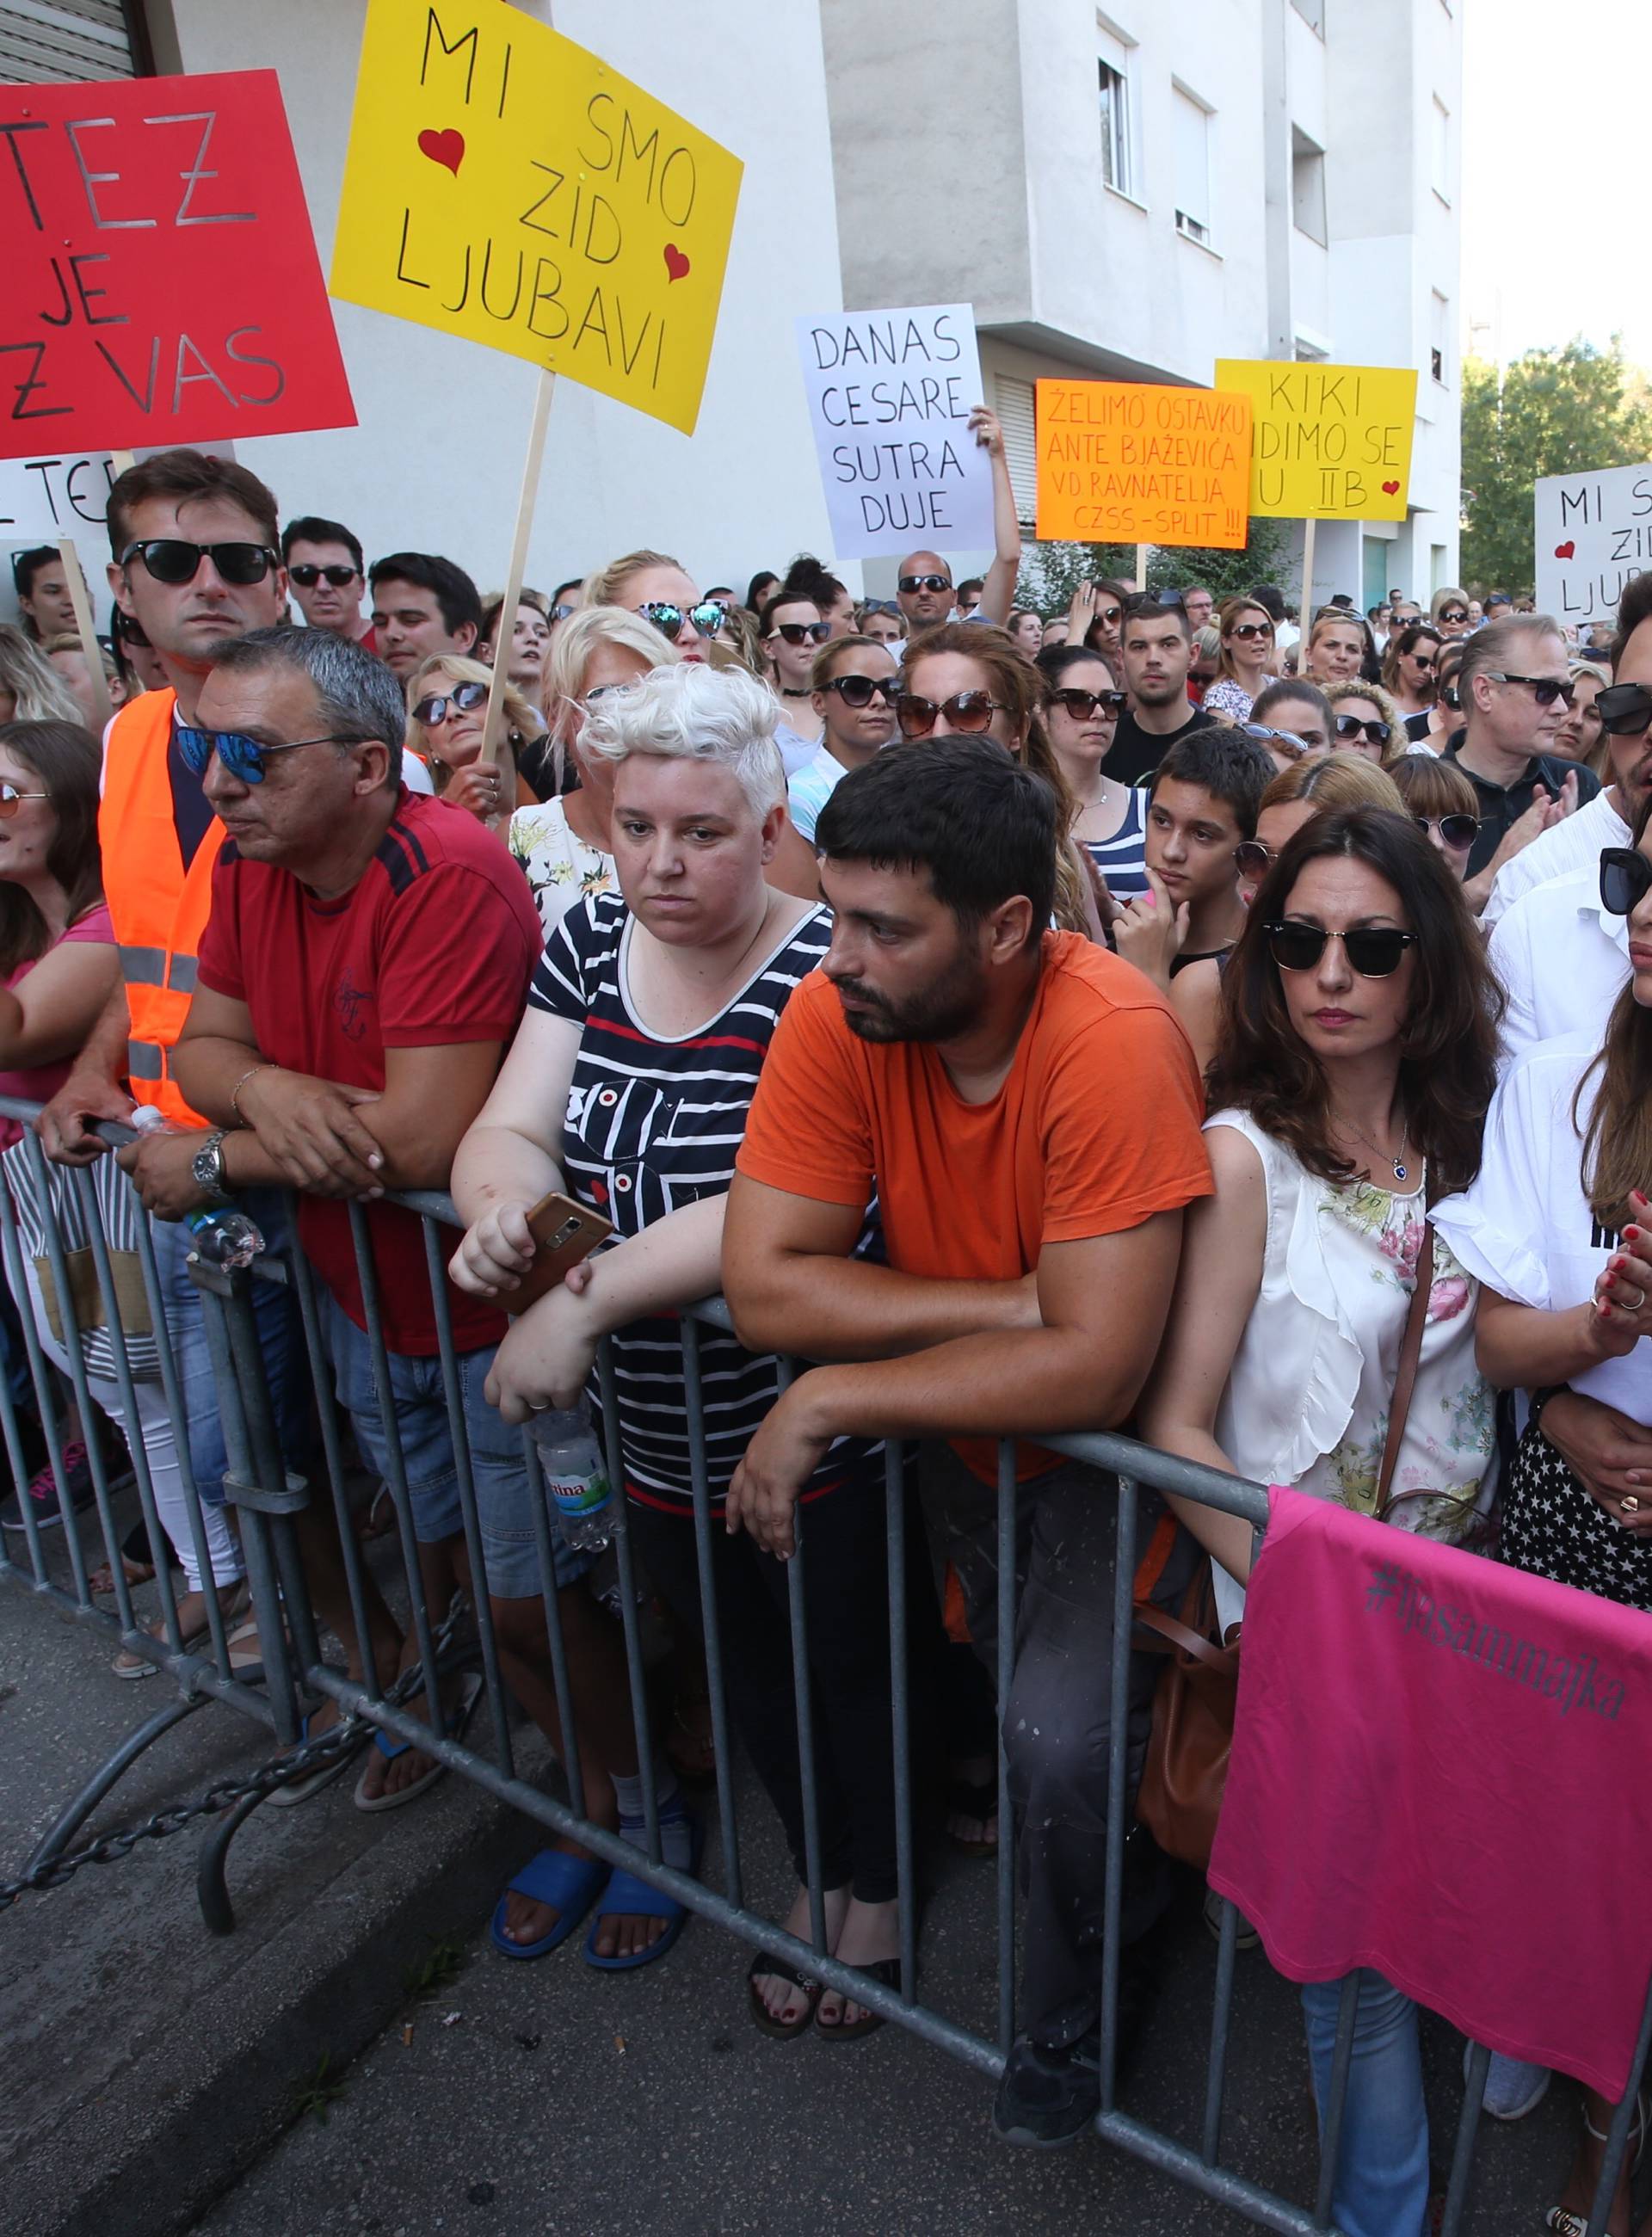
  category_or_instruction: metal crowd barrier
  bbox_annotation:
[0,1096,1645,2237]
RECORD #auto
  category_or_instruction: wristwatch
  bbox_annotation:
[190,1129,235,1208]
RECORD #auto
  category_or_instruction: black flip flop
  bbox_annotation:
[747,1949,822,2039]
[817,1956,906,2043]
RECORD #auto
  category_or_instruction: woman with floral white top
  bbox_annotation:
[1142,804,1503,2237]
[1201,596,1279,724]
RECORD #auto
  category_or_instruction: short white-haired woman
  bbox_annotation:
[404,653,546,818]
[452,662,935,2039]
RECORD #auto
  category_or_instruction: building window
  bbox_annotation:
[1098,61,1131,194]
[996,375,1038,529]
[1291,129,1326,245]
[1431,291,1450,386]
[1173,87,1212,246]
[1431,97,1451,202]
[1291,0,1326,30]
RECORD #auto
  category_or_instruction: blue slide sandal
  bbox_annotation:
[490,1848,607,1962]
[583,1810,703,1972]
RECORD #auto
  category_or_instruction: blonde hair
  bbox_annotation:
[539,605,681,793]
[0,625,81,724]
[404,652,539,781]
[40,631,121,687]
[583,549,686,610]
[581,660,785,818]
[1258,749,1404,816]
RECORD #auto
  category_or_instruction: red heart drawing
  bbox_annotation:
[1381,480,1401,496]
[417,127,465,176]
[663,243,691,283]
[1554,540,1576,560]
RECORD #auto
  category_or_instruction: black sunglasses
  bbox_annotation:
[1439,684,1460,711]
[1049,687,1127,720]
[175,726,356,784]
[1438,607,1468,624]
[1596,683,1652,737]
[860,599,903,618]
[896,690,1007,738]
[1487,671,1575,709]
[1415,813,1479,850]
[120,539,278,587]
[287,562,359,589]
[412,680,489,725]
[823,673,897,709]
[638,599,726,641]
[1334,714,1393,746]
[897,574,951,595]
[772,620,831,645]
[1265,921,1419,977]
[1601,847,1652,917]
[1411,654,1437,673]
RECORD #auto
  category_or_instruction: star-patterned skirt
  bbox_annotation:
[1502,1419,1652,1612]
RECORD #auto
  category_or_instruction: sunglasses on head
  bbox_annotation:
[1238,722,1313,761]
[1334,714,1393,746]
[1415,813,1479,850]
[1439,607,1468,624]
[896,690,1008,739]
[287,562,359,589]
[120,539,278,588]
[1487,671,1575,709]
[773,620,831,645]
[1265,921,1419,977]
[1228,620,1273,641]
[861,599,903,618]
[638,599,727,641]
[412,680,489,726]
[175,726,356,785]
[1596,682,1652,737]
[0,782,48,817]
[1049,687,1127,720]
[1600,847,1652,917]
[823,673,897,709]
[897,574,951,595]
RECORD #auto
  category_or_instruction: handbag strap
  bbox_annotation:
[1375,1222,1433,1518]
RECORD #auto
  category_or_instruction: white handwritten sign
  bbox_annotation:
[1534,462,1652,627]
[795,303,995,558]
[0,453,118,540]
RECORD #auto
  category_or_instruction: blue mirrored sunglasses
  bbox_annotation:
[175,726,358,784]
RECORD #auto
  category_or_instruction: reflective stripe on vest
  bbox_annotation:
[100,687,224,1127]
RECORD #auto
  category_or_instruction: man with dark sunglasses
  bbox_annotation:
[787,634,898,841]
[1444,614,1599,903]
[367,551,482,682]
[281,515,375,650]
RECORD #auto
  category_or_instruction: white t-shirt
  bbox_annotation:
[1433,1033,1651,1426]
[1482,786,1629,929]
[1487,866,1628,1073]
[787,744,848,844]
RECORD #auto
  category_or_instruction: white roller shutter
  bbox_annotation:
[0,0,145,83]
[996,373,1038,529]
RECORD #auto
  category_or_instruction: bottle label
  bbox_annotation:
[548,1470,611,1519]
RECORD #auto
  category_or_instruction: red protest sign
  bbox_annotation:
[0,70,354,458]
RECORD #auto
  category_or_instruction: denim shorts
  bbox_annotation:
[320,1293,592,1600]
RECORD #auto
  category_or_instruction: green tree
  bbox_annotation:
[1460,336,1652,595]
[1016,521,1291,619]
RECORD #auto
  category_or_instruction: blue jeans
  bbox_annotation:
[319,1293,590,1600]
[1301,1971,1429,2237]
[151,1187,311,1509]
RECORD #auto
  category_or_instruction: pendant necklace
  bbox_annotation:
[1341,1110,1411,1186]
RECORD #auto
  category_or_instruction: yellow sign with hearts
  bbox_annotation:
[330,0,743,434]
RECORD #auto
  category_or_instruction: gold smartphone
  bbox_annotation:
[499,1190,613,1313]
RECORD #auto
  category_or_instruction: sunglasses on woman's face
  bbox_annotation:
[175,726,354,784]
[772,620,831,646]
[1094,607,1123,630]
[1229,620,1273,641]
[1334,714,1393,746]
[1233,839,1276,878]
[1600,847,1652,917]
[1439,683,1459,711]
[0,782,49,817]
[287,562,359,589]
[896,690,1008,738]
[1596,683,1652,738]
[1438,607,1468,625]
[1049,687,1127,720]
[411,680,489,726]
[638,600,726,641]
[1265,921,1419,977]
[1411,654,1437,673]
[120,539,277,587]
[1415,813,1479,851]
[823,673,897,708]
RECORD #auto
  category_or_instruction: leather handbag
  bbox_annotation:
[1135,1224,1441,1867]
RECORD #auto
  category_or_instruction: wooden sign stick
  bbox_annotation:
[1135,543,1149,593]
[478,367,557,828]
[55,537,113,736]
[1301,517,1317,628]
[112,451,137,476]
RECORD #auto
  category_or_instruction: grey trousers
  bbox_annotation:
[920,1440,1195,2049]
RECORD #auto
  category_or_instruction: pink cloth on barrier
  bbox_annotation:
[1207,1487,1652,2100]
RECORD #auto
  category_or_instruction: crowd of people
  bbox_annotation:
[2,437,1646,2237]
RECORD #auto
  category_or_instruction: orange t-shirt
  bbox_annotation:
[736,931,1213,1478]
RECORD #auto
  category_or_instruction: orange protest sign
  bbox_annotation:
[1035,381,1252,548]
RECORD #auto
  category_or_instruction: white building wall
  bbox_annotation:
[142,0,848,602]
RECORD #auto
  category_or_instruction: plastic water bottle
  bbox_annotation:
[529,1402,613,1551]
[186,1207,266,1271]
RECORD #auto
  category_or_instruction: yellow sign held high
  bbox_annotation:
[1215,359,1418,521]
[330,0,743,434]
